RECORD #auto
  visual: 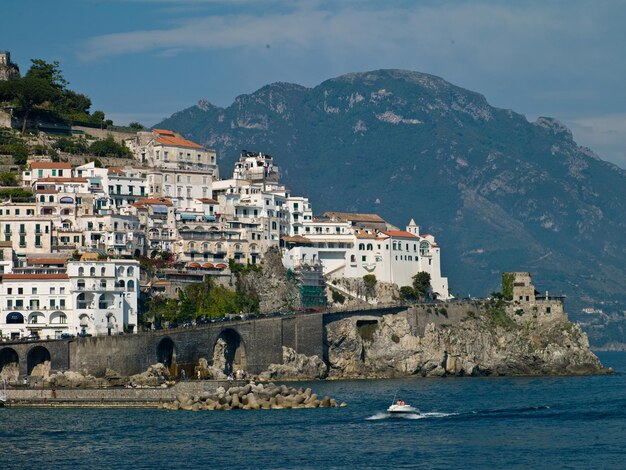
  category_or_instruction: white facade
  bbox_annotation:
[0,259,140,340]
[282,219,450,299]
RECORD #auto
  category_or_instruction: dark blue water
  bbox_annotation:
[1,352,625,469]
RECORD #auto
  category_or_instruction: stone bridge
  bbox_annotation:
[0,305,406,379]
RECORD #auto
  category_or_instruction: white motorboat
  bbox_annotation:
[387,400,417,414]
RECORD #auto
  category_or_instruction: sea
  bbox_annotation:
[1,351,625,469]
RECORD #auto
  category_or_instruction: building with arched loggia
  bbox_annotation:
[0,256,139,341]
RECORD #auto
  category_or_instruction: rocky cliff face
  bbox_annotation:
[156,69,626,344]
[238,246,299,313]
[324,304,605,378]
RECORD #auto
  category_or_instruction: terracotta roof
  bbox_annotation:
[355,232,378,239]
[2,274,69,280]
[324,212,386,223]
[152,280,171,286]
[27,257,67,265]
[36,177,88,183]
[153,129,203,150]
[30,162,72,169]
[108,168,124,174]
[34,189,59,194]
[136,198,173,206]
[197,198,219,204]
[381,230,418,239]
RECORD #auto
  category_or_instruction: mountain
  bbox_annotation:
[155,69,626,346]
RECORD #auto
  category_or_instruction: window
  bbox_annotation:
[50,287,55,294]
[359,243,365,250]
[361,255,366,262]
[546,307,551,314]
[32,287,37,294]
[60,287,65,294]
[60,299,65,308]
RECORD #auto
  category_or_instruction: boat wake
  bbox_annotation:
[366,411,458,420]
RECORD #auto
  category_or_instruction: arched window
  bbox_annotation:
[359,243,365,250]
[189,242,196,252]
[350,254,356,263]
[89,267,96,277]
[202,243,209,252]
[127,266,134,277]
[419,241,430,256]
[127,280,135,291]
[366,244,373,251]
[117,280,125,288]
[101,267,106,276]
[117,266,124,276]
[78,267,84,276]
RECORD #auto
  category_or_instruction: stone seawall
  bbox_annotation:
[4,380,238,407]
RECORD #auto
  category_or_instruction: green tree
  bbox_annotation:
[412,271,431,300]
[129,122,144,130]
[399,285,417,303]
[25,59,68,89]
[363,274,377,299]
[0,76,60,134]
[88,135,131,157]
[0,172,18,186]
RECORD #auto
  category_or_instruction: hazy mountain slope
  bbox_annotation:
[156,70,626,345]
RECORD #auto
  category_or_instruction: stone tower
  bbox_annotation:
[0,51,20,81]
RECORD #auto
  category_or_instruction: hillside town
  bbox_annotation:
[0,50,449,341]
[0,126,449,340]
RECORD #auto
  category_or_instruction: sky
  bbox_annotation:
[2,0,626,168]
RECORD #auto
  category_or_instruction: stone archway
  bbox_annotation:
[156,337,176,368]
[0,347,19,382]
[27,346,51,376]
[213,329,246,375]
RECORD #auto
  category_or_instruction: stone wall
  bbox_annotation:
[71,126,136,144]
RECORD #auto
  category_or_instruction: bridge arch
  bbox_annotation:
[27,346,51,376]
[156,337,176,368]
[213,328,246,375]
[0,347,19,380]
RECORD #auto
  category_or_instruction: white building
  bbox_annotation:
[0,256,140,340]
[282,217,450,299]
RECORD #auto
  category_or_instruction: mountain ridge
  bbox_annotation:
[155,69,626,346]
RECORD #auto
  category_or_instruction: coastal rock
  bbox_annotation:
[258,347,328,380]
[128,363,167,387]
[325,304,605,379]
[0,362,19,383]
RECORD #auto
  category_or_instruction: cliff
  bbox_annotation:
[260,300,605,379]
[324,301,605,378]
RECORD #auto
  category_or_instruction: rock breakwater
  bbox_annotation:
[159,382,346,411]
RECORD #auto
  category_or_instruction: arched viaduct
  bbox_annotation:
[0,306,406,379]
